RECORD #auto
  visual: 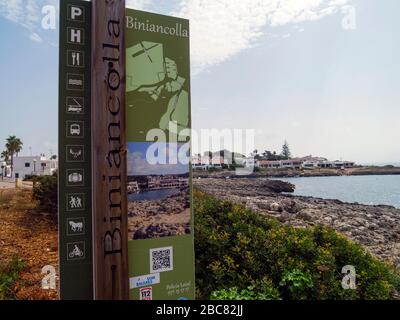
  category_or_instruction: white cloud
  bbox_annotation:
[0,0,40,29]
[126,0,153,10]
[174,0,351,73]
[0,0,351,70]
[29,32,42,43]
[0,0,56,43]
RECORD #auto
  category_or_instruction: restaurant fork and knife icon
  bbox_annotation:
[71,52,80,66]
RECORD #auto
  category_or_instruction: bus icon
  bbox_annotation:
[70,124,81,135]
[66,121,84,138]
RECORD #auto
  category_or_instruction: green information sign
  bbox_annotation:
[58,2,194,300]
[58,0,93,300]
[125,9,195,300]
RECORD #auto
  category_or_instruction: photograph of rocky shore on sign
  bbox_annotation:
[127,142,191,240]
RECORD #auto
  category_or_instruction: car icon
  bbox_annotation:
[70,124,81,135]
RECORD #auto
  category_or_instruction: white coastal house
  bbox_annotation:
[13,156,58,179]
[191,156,259,170]
[242,157,260,168]
[0,161,11,177]
[192,154,226,170]
[259,155,355,170]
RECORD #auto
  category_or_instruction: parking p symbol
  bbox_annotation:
[68,5,84,22]
[71,7,82,20]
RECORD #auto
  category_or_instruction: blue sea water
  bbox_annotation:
[276,175,400,208]
[128,188,180,201]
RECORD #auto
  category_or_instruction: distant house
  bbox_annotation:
[13,156,58,179]
[0,161,9,177]
[127,181,139,193]
[127,175,189,193]
[259,158,305,169]
[192,154,226,170]
[242,157,260,168]
[192,150,248,170]
[315,161,355,169]
[259,155,355,170]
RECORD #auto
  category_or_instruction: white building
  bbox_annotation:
[259,155,355,170]
[0,161,11,178]
[192,150,249,170]
[242,157,260,168]
[13,156,58,179]
[192,155,225,170]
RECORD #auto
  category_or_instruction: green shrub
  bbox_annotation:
[279,269,314,300]
[0,256,25,300]
[194,190,400,300]
[32,175,58,214]
[211,278,280,300]
[23,174,36,181]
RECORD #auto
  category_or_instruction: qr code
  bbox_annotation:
[150,246,173,273]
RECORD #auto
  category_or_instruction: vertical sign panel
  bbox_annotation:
[125,9,195,300]
[59,0,93,300]
[91,0,129,300]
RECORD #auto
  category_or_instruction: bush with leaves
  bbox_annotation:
[211,278,280,300]
[194,190,400,300]
[0,256,25,300]
[32,175,58,214]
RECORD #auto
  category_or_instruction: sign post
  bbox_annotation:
[59,0,194,300]
[91,0,129,300]
[58,0,93,300]
[125,9,195,300]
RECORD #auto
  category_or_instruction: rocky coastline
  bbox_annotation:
[194,166,400,179]
[128,188,191,240]
[194,177,400,267]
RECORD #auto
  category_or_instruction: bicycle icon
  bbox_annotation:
[67,243,85,260]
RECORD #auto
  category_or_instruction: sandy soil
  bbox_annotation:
[0,189,58,300]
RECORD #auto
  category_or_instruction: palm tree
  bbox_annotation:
[0,150,10,178]
[1,150,10,162]
[5,135,23,177]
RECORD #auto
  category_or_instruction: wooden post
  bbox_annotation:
[91,0,128,300]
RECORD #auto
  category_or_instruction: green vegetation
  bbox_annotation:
[32,175,58,214]
[253,140,292,161]
[281,140,291,159]
[211,280,281,300]
[194,190,400,300]
[0,256,25,300]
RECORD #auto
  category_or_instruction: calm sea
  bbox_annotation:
[276,175,400,208]
[128,188,180,201]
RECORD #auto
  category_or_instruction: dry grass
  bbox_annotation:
[0,190,15,206]
[0,189,58,300]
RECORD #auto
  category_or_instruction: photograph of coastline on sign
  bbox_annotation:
[127,142,191,240]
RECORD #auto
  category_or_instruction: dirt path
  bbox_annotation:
[0,189,58,300]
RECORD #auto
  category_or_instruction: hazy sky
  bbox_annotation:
[127,142,189,175]
[0,0,399,163]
